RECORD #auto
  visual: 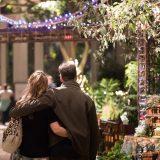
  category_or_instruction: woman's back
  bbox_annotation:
[20,107,57,158]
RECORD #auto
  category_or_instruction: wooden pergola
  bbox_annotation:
[0,27,90,43]
[0,13,159,108]
[0,12,94,43]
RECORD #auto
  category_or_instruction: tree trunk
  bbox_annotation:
[59,41,90,74]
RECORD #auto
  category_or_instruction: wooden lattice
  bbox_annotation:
[137,26,149,112]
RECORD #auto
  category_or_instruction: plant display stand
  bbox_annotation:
[100,120,123,152]
[122,136,160,160]
[146,106,160,129]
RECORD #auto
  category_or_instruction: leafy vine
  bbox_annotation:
[69,0,160,58]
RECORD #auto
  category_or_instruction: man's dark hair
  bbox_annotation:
[59,61,77,81]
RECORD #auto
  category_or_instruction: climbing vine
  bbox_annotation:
[70,0,160,58]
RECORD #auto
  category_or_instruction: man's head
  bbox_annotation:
[59,61,77,82]
[47,75,53,85]
[3,83,8,90]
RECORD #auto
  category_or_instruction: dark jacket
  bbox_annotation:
[9,81,99,160]
[20,108,58,158]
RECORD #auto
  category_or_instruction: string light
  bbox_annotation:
[0,0,99,32]
[0,14,18,25]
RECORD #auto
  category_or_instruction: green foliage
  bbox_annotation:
[97,73,138,121]
[101,99,122,120]
[93,78,120,112]
[27,1,66,21]
[70,0,160,60]
[99,78,120,102]
[49,45,57,60]
[79,76,117,111]
[0,1,66,20]
[123,61,138,125]
[98,141,132,160]
[149,53,160,94]
[32,1,65,15]
[80,76,121,115]
[125,61,138,93]
[81,72,138,122]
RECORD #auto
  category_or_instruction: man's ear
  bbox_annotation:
[60,74,64,83]
[75,75,77,81]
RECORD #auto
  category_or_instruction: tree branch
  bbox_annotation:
[59,42,70,61]
[70,42,77,60]
[79,41,90,73]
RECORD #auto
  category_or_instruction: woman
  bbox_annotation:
[0,83,13,125]
[12,70,68,160]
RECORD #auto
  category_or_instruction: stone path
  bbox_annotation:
[0,125,10,160]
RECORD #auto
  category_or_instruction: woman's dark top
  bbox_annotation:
[19,107,58,158]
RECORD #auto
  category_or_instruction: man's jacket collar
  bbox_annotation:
[61,80,80,89]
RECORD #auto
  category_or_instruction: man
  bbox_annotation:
[47,74,56,88]
[10,61,99,160]
[0,83,13,125]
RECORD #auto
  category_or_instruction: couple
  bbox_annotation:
[9,61,99,160]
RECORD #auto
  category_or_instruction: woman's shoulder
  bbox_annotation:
[34,107,53,115]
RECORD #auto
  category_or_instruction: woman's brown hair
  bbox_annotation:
[17,70,48,106]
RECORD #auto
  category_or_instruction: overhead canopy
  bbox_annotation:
[0,27,92,43]
[0,10,93,43]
